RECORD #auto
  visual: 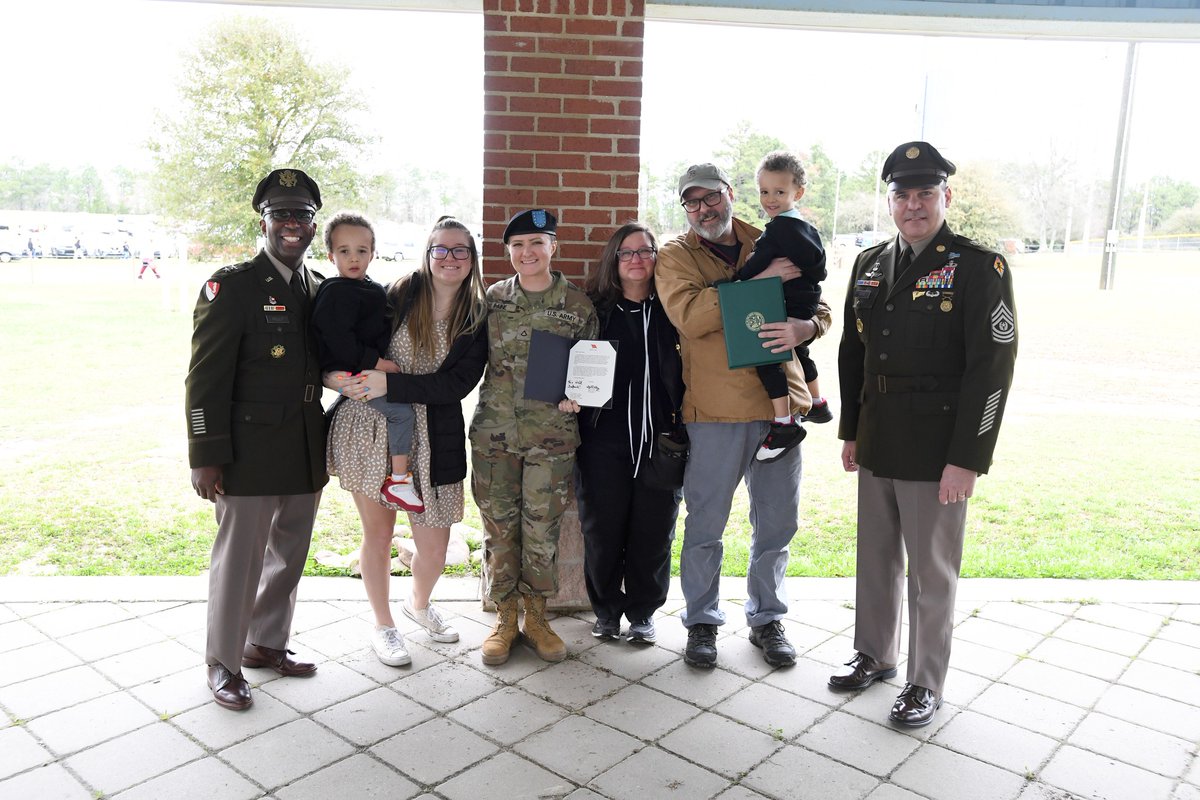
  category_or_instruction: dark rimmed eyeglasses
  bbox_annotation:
[616,247,656,262]
[263,208,316,223]
[680,189,725,213]
[428,245,472,261]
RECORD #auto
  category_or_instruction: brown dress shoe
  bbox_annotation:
[889,683,942,727]
[207,664,252,711]
[242,643,317,677]
[828,651,898,690]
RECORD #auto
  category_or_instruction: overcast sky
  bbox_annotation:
[3,1,1197,190]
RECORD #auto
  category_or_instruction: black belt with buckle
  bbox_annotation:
[235,384,319,403]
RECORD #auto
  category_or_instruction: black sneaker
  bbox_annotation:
[802,398,833,424]
[749,620,796,667]
[592,618,620,640]
[684,623,718,668]
[755,420,806,463]
[627,618,656,644]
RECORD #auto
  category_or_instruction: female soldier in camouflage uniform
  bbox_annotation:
[470,209,598,665]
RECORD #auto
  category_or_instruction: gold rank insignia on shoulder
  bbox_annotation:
[906,146,920,159]
[270,345,286,358]
[279,170,298,188]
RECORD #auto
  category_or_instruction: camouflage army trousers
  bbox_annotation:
[471,447,574,602]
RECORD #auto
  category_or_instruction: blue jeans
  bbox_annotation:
[679,421,802,628]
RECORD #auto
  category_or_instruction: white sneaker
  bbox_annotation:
[402,601,460,643]
[372,626,411,666]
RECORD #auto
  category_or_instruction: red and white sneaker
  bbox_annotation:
[381,474,424,512]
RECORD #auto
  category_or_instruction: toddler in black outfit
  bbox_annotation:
[311,212,423,511]
[736,151,831,462]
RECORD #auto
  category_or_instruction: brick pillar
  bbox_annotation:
[481,0,645,282]
[479,0,646,611]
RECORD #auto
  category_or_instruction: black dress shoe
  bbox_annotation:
[748,620,796,667]
[243,643,317,677]
[828,651,898,690]
[684,623,718,668]
[592,618,620,640]
[207,664,252,711]
[889,683,942,727]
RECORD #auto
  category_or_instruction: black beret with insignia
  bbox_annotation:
[252,168,323,212]
[502,209,557,243]
[881,142,956,189]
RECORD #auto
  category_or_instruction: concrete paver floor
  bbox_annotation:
[1,576,1197,800]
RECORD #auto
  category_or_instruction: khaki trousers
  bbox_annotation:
[206,492,321,672]
[853,468,967,694]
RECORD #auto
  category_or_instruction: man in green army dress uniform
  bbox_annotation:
[830,142,1018,727]
[186,168,327,710]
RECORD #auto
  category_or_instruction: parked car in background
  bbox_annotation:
[83,231,130,258]
[856,230,891,248]
[47,230,79,258]
[0,232,25,262]
[377,236,419,261]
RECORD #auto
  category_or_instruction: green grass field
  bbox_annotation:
[0,251,1196,579]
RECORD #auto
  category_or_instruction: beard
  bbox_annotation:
[690,202,733,243]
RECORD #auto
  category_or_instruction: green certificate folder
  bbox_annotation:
[717,277,791,369]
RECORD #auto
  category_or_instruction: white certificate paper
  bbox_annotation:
[565,340,617,408]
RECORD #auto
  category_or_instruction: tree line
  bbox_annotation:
[4,15,1198,256]
[640,121,1200,252]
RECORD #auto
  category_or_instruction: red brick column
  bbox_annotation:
[479,1,646,612]
[482,0,645,283]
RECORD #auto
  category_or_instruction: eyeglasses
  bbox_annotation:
[263,208,316,223]
[428,245,472,261]
[616,247,656,262]
[680,189,725,213]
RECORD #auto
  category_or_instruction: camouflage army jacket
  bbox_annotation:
[470,271,598,456]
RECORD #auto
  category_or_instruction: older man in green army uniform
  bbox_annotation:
[830,142,1017,727]
[186,168,327,711]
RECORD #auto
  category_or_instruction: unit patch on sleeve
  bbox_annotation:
[990,299,1015,344]
[205,281,221,302]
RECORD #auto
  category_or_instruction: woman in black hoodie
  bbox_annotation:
[561,222,685,645]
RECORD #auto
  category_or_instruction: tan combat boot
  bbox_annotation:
[481,595,519,666]
[521,593,567,662]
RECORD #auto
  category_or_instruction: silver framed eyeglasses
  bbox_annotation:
[680,189,725,213]
[616,247,656,262]
[428,245,472,261]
